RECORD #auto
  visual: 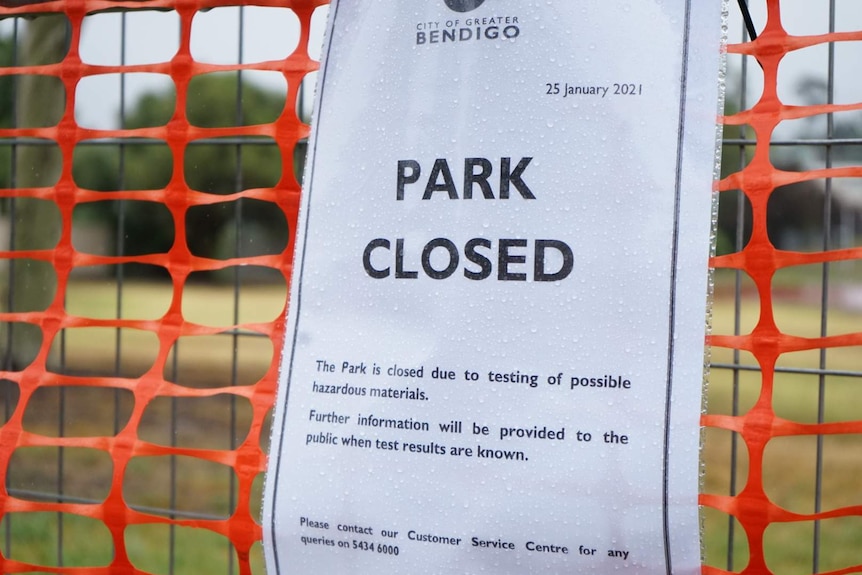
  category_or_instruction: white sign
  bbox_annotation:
[264,1,723,573]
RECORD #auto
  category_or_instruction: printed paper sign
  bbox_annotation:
[264,1,723,573]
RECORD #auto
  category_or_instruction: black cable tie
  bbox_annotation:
[737,0,758,41]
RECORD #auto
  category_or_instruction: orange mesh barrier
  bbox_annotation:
[0,0,861,574]
[703,1,862,574]
[0,0,325,573]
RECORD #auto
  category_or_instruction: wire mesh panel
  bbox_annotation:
[0,0,860,574]
[702,1,862,574]
[0,0,325,573]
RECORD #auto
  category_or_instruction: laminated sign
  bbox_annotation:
[264,1,724,573]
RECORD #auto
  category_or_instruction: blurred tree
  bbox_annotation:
[73,73,288,266]
[1,15,67,369]
[0,33,15,188]
[794,77,862,164]
[768,76,862,249]
[714,73,862,254]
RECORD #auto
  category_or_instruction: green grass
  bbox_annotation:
[0,513,114,568]
[0,512,266,574]
[56,278,286,380]
[703,288,862,574]
[2,279,280,573]
[708,294,862,423]
[5,278,861,573]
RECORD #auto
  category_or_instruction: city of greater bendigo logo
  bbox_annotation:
[445,0,486,12]
[417,1,520,45]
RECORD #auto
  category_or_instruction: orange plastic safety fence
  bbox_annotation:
[703,1,862,575]
[1,0,861,574]
[0,0,326,573]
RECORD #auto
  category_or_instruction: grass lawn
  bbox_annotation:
[4,276,861,573]
[57,278,287,383]
[704,270,862,574]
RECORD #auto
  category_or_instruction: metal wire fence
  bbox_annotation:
[705,2,862,574]
[0,1,314,572]
[0,0,860,574]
